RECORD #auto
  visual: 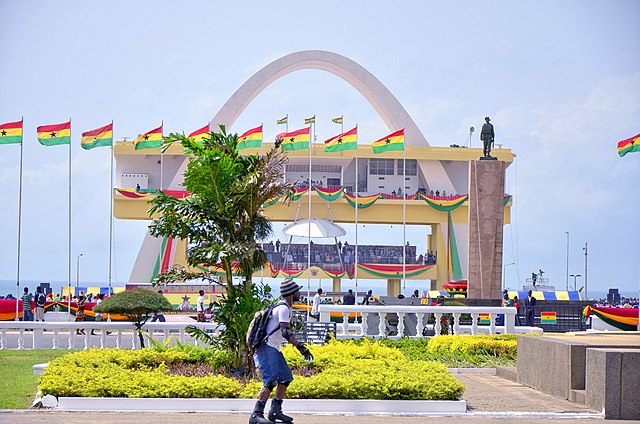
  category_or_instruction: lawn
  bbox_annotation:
[0,350,72,409]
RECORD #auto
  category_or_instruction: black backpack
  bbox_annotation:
[246,301,286,350]
[36,292,47,307]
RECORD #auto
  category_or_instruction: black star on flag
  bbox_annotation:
[289,137,295,142]
[385,138,391,144]
[50,132,57,138]
[0,130,6,136]
[143,135,149,140]
[337,138,343,143]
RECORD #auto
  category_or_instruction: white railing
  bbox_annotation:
[318,305,526,339]
[0,321,218,350]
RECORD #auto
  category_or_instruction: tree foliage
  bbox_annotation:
[94,288,172,347]
[148,125,294,289]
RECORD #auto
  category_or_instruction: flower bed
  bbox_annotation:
[38,339,464,400]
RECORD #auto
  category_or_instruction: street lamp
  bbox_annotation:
[503,262,515,291]
[564,232,570,291]
[76,253,83,288]
[569,274,581,291]
[583,242,588,300]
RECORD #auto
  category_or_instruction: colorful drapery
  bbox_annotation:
[344,192,379,209]
[315,185,344,201]
[357,263,433,278]
[420,194,468,211]
[583,305,639,331]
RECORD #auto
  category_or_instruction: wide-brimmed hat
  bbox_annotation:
[280,279,302,297]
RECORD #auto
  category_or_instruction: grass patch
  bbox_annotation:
[0,350,72,409]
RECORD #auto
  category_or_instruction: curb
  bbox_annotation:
[56,397,467,415]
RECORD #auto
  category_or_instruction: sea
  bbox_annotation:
[0,279,636,301]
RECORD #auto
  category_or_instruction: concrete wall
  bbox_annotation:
[586,348,640,420]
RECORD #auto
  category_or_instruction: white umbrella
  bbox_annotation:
[283,219,346,238]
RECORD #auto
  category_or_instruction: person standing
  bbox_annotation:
[480,116,495,157]
[361,289,373,305]
[525,290,537,326]
[343,289,356,305]
[250,279,313,424]
[196,290,205,322]
[513,295,522,326]
[21,287,34,321]
[34,287,47,322]
[310,288,323,321]
[75,294,86,335]
[151,290,167,322]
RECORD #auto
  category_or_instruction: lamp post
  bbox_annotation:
[76,253,83,288]
[503,262,515,291]
[583,242,588,300]
[569,274,581,291]
[564,232,570,291]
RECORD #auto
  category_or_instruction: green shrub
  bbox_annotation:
[427,335,517,358]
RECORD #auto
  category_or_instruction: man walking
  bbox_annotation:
[250,279,313,424]
[34,287,47,322]
[525,290,537,326]
[310,288,323,321]
[21,287,33,321]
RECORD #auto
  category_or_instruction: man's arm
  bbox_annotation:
[280,322,313,361]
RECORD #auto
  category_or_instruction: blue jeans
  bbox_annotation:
[255,345,293,387]
[22,310,34,321]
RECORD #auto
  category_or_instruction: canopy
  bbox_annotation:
[283,219,346,238]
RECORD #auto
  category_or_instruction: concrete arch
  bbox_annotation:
[211,50,429,146]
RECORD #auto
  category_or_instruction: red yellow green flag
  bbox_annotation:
[617,133,640,157]
[372,129,404,154]
[81,122,113,150]
[0,120,23,145]
[277,127,310,151]
[236,125,263,151]
[277,116,288,125]
[331,116,343,125]
[304,115,316,125]
[37,121,71,146]
[133,124,163,150]
[188,124,209,143]
[325,126,357,152]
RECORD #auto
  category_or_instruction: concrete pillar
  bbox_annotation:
[429,223,449,290]
[467,160,506,300]
[387,279,401,297]
[332,278,341,302]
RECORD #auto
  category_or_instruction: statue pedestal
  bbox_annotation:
[467,160,507,300]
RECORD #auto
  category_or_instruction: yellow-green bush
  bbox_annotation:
[427,335,517,357]
[38,340,464,400]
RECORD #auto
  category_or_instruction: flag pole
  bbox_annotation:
[307,122,312,321]
[108,121,114,298]
[160,121,164,190]
[354,124,359,304]
[402,138,406,295]
[341,115,344,134]
[286,114,289,133]
[15,118,24,321]
[68,118,72,320]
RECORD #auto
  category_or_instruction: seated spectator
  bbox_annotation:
[343,289,356,305]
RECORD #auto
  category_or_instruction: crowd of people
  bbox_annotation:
[593,297,639,308]
[263,241,436,269]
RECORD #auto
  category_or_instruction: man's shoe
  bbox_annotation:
[268,398,294,423]
[249,400,271,424]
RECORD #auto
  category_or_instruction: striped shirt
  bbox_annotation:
[21,292,32,311]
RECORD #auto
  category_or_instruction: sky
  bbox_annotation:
[0,0,638,297]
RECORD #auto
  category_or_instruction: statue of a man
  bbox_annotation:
[480,116,495,157]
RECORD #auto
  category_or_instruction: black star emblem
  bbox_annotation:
[93,136,98,140]
[50,132,57,137]
[182,295,190,302]
[385,138,391,144]
[289,137,295,142]
[143,135,149,140]
[337,138,343,144]
[0,130,6,136]
[631,139,636,145]
[241,137,246,141]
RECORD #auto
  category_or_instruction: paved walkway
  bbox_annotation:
[0,372,619,424]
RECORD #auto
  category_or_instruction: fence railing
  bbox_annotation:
[0,321,218,350]
[318,305,539,339]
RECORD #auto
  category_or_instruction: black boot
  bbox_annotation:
[249,400,270,424]
[268,398,293,423]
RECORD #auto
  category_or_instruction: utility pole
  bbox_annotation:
[583,242,588,300]
[565,232,569,291]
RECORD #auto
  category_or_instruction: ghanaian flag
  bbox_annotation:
[133,124,163,150]
[332,116,343,125]
[188,124,209,143]
[236,125,263,151]
[325,126,357,152]
[37,121,71,146]
[617,133,640,157]
[0,120,23,145]
[304,115,316,125]
[276,116,288,125]
[277,127,310,151]
[372,129,404,154]
[81,122,113,150]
